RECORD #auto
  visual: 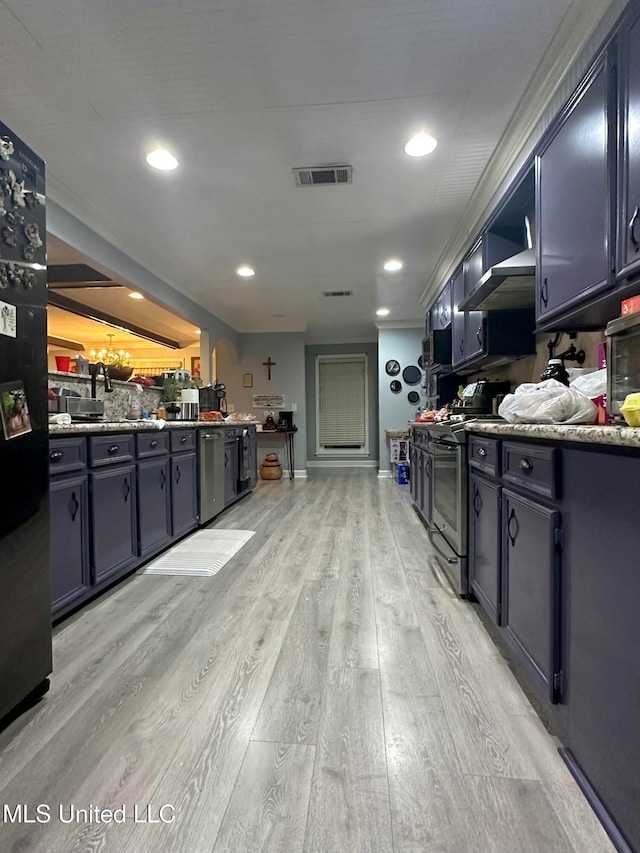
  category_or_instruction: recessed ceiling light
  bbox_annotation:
[376,307,390,317]
[129,292,144,300]
[383,259,403,272]
[194,329,201,335]
[237,265,255,278]
[404,133,438,157]
[145,149,179,171]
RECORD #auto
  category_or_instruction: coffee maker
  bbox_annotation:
[277,410,294,431]
[199,382,227,414]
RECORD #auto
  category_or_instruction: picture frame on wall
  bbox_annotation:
[190,357,201,377]
[243,373,253,388]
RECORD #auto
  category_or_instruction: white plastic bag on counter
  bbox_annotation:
[498,378,598,424]
[569,367,607,400]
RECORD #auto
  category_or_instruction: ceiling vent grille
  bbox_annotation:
[294,165,353,187]
[322,290,353,298]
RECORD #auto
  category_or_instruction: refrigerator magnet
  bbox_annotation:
[0,300,16,337]
[0,381,32,440]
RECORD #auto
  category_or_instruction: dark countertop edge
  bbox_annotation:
[49,420,259,435]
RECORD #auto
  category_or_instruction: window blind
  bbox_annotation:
[318,357,366,448]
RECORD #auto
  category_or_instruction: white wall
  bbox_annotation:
[378,327,424,472]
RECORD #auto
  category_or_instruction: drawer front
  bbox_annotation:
[469,435,499,477]
[413,427,430,449]
[49,437,87,475]
[170,429,197,453]
[502,442,560,500]
[89,434,134,468]
[136,432,169,459]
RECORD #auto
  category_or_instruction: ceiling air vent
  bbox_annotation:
[322,290,353,297]
[293,165,353,187]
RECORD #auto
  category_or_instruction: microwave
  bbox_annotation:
[604,312,640,419]
[422,328,452,371]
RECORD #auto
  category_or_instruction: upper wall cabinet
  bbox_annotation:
[536,55,615,326]
[431,279,453,330]
[618,6,640,282]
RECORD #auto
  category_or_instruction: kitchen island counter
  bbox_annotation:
[465,421,640,449]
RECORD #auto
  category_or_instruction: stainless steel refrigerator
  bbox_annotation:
[0,119,51,724]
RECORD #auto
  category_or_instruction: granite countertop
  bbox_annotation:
[465,421,640,448]
[49,419,257,435]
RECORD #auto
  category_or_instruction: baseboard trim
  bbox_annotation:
[378,470,392,479]
[307,460,378,469]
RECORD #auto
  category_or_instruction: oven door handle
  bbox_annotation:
[432,441,459,452]
[429,528,459,565]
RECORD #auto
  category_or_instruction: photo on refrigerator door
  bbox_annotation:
[0,381,32,440]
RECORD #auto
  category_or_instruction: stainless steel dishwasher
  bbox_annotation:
[199,429,225,524]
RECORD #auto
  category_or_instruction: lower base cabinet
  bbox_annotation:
[224,439,239,506]
[90,463,138,585]
[501,489,561,703]
[171,452,198,537]
[50,474,90,615]
[137,457,172,557]
[469,472,501,624]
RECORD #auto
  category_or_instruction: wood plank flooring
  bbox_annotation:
[0,470,615,853]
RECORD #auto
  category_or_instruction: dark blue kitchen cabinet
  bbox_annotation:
[562,448,640,853]
[618,5,640,283]
[90,463,138,585]
[463,306,485,362]
[420,448,432,524]
[469,472,501,625]
[171,452,198,538]
[501,488,561,703]
[536,57,614,324]
[432,280,452,330]
[137,457,172,557]
[451,268,466,367]
[224,437,239,506]
[50,473,90,616]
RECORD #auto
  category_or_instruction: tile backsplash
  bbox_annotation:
[48,371,162,419]
[468,330,605,389]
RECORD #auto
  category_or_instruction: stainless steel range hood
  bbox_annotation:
[458,248,535,311]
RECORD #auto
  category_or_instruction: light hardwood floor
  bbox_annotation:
[0,470,616,853]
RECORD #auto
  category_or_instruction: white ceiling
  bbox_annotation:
[1,0,583,339]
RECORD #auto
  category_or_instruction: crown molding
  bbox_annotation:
[420,0,626,308]
[375,320,423,331]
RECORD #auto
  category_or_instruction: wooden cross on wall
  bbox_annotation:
[263,356,276,380]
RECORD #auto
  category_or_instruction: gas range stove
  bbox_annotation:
[423,414,504,443]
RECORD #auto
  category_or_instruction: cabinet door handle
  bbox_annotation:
[477,447,487,457]
[180,436,188,444]
[476,325,482,346]
[175,464,181,484]
[473,486,482,517]
[519,458,533,471]
[507,507,519,546]
[69,491,79,522]
[50,450,64,462]
[123,477,130,502]
[459,339,464,354]
[160,469,166,489]
[541,277,549,307]
[629,206,640,252]
[150,439,159,448]
[108,444,119,455]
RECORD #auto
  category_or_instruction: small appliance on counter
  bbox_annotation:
[605,311,640,421]
[199,382,226,414]
[457,380,511,415]
[277,410,295,431]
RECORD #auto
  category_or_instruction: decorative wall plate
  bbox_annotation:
[385,359,401,376]
[390,380,402,393]
[402,365,421,385]
[407,390,420,404]
[418,354,425,369]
